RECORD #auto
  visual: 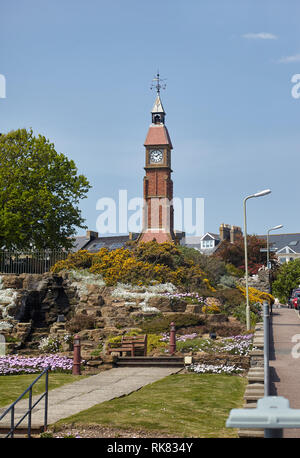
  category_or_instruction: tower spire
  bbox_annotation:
[150,71,166,125]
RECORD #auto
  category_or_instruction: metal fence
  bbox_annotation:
[0,250,69,274]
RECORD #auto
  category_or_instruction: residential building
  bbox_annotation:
[183,224,242,254]
[257,233,300,264]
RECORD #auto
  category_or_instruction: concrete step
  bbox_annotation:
[118,357,184,362]
[248,375,264,383]
[250,349,264,356]
[238,429,264,438]
[248,368,264,374]
[247,373,265,385]
[253,339,264,348]
[116,361,184,368]
[243,402,257,408]
[245,383,264,390]
[244,394,264,402]
[116,356,184,367]
[244,383,264,401]
[0,425,44,437]
[253,342,264,348]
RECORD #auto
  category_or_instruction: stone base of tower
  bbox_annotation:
[138,230,175,244]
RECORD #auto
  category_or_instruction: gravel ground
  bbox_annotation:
[46,424,185,438]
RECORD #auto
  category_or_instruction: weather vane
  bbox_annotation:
[150,71,167,95]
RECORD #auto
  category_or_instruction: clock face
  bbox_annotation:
[149,150,163,164]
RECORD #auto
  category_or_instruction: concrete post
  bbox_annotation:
[72,334,81,375]
[169,322,176,355]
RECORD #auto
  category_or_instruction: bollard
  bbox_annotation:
[72,334,81,375]
[263,301,270,397]
[169,322,176,355]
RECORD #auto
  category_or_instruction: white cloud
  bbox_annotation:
[277,54,300,64]
[242,32,278,40]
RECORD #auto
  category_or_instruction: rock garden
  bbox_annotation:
[0,241,274,376]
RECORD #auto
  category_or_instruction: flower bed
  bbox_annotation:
[0,354,73,375]
[161,292,221,313]
[187,363,244,375]
[160,333,254,356]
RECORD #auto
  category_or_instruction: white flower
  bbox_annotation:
[111,282,177,313]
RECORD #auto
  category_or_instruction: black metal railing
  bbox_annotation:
[0,250,69,274]
[0,366,50,438]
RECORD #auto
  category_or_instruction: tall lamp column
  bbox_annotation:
[267,225,283,269]
[243,189,271,331]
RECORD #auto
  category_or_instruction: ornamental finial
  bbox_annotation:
[150,70,166,95]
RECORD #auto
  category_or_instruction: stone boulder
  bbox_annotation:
[204,297,223,309]
[1,275,24,290]
[147,296,187,312]
[206,313,229,324]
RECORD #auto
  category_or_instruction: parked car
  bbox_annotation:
[289,289,300,309]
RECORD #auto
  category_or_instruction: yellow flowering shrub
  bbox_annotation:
[51,242,215,289]
[237,285,274,305]
[89,248,173,286]
[51,250,92,273]
[201,302,221,314]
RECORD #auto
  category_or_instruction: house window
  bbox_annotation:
[201,240,214,249]
[289,241,298,247]
[280,257,286,263]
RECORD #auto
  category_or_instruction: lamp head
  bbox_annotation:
[253,189,271,198]
[272,224,283,230]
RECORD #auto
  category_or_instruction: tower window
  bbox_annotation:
[154,114,161,124]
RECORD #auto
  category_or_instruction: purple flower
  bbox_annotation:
[0,354,73,375]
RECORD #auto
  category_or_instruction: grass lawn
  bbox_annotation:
[54,373,247,438]
[0,373,86,407]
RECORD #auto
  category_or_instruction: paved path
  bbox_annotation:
[0,366,181,429]
[269,305,300,438]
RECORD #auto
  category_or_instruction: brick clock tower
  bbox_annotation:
[138,73,176,244]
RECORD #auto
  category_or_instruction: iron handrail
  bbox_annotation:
[0,366,50,438]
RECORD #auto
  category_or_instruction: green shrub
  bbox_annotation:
[147,334,168,353]
[225,263,244,278]
[40,432,54,438]
[219,275,237,288]
[233,303,261,328]
[138,313,206,334]
[90,343,104,356]
[134,241,185,270]
[106,335,122,347]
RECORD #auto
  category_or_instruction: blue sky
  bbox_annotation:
[1,0,300,237]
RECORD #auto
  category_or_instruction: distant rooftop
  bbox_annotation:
[257,233,300,254]
[69,231,139,253]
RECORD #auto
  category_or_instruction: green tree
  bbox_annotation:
[272,259,300,303]
[0,128,91,250]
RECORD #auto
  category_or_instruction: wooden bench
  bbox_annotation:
[107,335,147,357]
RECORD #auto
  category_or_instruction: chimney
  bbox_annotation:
[219,224,231,241]
[86,230,98,240]
[230,225,242,243]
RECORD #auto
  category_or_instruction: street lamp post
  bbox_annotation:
[267,225,283,269]
[243,189,271,331]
